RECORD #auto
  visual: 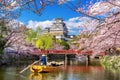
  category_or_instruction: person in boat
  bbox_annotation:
[40,54,47,65]
[51,61,57,66]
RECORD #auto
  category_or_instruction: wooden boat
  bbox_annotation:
[30,65,62,73]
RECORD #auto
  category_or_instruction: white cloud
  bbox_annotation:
[68,17,80,22]
[27,20,53,29]
[65,17,88,29]
[27,17,99,35]
[27,19,81,35]
[65,17,98,31]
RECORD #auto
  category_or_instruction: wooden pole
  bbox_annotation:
[19,60,39,74]
[65,54,67,66]
[87,55,90,63]
[86,55,90,66]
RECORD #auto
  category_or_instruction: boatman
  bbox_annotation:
[40,54,47,65]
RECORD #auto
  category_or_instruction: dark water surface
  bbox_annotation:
[0,61,120,80]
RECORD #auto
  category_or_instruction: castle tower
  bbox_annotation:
[44,18,68,39]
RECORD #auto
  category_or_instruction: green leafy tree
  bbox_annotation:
[56,39,70,50]
[0,21,8,54]
[26,27,54,50]
[35,34,54,50]
[26,27,42,45]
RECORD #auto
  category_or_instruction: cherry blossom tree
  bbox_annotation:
[1,0,120,56]
[0,0,70,20]
[0,19,32,54]
[79,12,120,57]
[0,0,119,20]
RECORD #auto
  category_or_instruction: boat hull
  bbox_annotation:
[30,65,61,73]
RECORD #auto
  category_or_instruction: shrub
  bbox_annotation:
[100,55,120,71]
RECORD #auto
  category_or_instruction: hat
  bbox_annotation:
[42,54,46,56]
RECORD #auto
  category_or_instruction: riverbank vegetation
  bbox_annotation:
[0,21,8,54]
[100,55,120,72]
[99,47,120,72]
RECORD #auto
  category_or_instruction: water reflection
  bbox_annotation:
[29,72,64,80]
[28,66,120,80]
[0,66,120,80]
[103,69,120,80]
[63,66,105,80]
[29,73,42,80]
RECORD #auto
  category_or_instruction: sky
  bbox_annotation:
[16,0,119,35]
[17,3,81,35]
[16,0,91,35]
[18,4,80,23]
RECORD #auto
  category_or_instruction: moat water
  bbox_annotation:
[0,60,120,80]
